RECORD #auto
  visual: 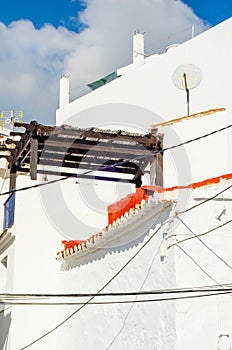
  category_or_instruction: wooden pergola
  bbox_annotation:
[1,121,164,190]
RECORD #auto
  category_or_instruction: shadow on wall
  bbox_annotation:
[0,311,11,350]
[61,201,174,270]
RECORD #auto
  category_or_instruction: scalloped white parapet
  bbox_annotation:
[56,194,175,268]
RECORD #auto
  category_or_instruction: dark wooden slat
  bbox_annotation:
[155,134,164,187]
[30,138,38,180]
[9,171,17,191]
[37,150,143,167]
[38,140,152,157]
[19,168,136,184]
[14,122,158,147]
[8,121,163,186]
[37,159,139,174]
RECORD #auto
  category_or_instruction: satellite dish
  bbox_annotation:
[172,64,202,90]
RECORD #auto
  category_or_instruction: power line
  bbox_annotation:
[8,122,232,348]
[3,284,232,302]
[162,123,232,152]
[0,291,231,306]
[21,205,171,349]
[1,122,232,198]
[177,183,232,215]
[106,242,163,350]
[168,218,232,250]
[176,216,232,271]
[0,176,70,197]
[175,244,229,290]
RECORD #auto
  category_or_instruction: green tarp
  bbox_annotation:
[87,71,119,91]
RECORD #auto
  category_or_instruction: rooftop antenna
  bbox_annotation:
[172,64,202,116]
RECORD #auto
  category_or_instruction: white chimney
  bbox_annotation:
[133,32,145,67]
[59,76,70,108]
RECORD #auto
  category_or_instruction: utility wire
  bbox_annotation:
[168,218,232,250]
[176,216,232,271]
[2,284,232,301]
[10,123,232,348]
[1,122,232,198]
[177,183,232,215]
[176,244,227,289]
[0,176,70,197]
[0,291,231,306]
[162,123,232,152]
[21,205,170,349]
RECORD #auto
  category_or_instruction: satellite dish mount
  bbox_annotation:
[172,64,202,116]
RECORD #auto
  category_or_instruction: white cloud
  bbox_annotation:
[0,0,208,124]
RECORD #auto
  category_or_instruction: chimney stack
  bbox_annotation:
[59,76,70,108]
[133,32,145,67]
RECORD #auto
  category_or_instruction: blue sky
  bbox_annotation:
[0,0,231,30]
[0,0,230,124]
[183,0,231,26]
[1,0,85,31]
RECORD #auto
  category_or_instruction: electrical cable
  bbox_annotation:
[162,123,232,152]
[175,244,229,290]
[6,123,232,348]
[176,216,232,271]
[1,122,232,198]
[106,241,163,349]
[177,183,232,215]
[20,205,170,349]
[0,291,231,306]
[168,218,232,250]
[3,284,232,301]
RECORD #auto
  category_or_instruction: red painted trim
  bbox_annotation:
[57,173,232,258]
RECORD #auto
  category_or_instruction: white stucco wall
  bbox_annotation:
[1,18,232,350]
[0,173,176,350]
[57,18,232,188]
[172,182,232,350]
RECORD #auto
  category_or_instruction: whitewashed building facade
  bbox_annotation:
[0,17,232,350]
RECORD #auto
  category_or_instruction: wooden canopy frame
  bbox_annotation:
[1,121,164,190]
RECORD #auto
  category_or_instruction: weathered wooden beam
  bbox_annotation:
[149,130,163,186]
[40,140,153,157]
[30,138,38,180]
[20,168,136,184]
[155,134,164,187]
[12,138,31,167]
[9,171,17,191]
[38,151,142,166]
[38,158,139,174]
[14,122,158,146]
